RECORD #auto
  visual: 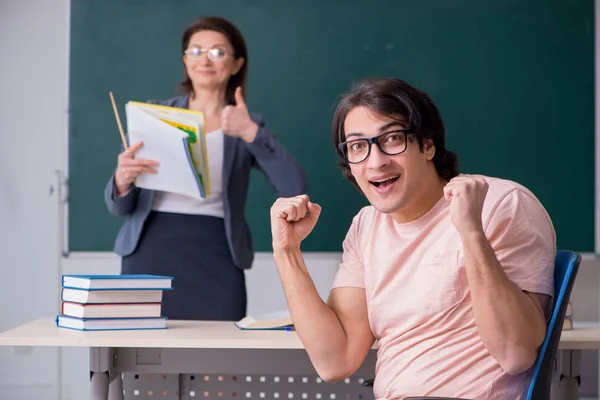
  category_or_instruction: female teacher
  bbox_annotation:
[104,16,307,321]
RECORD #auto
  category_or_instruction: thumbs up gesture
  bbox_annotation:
[222,87,258,143]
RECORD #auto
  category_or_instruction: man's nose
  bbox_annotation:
[366,142,390,168]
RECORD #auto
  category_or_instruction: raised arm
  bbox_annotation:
[444,175,555,374]
[271,195,375,381]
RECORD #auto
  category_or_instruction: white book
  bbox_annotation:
[56,315,167,331]
[61,302,162,319]
[125,101,210,199]
[61,288,164,304]
[62,274,173,290]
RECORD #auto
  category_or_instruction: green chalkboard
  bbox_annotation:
[69,0,594,253]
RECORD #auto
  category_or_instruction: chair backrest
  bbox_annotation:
[526,250,581,400]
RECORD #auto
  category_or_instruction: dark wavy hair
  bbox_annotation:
[332,77,460,190]
[178,17,248,105]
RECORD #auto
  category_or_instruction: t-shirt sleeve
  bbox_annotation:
[332,213,365,289]
[484,189,556,297]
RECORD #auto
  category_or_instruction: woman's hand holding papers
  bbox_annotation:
[114,142,159,196]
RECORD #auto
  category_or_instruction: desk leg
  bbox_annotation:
[90,372,109,400]
[108,373,124,400]
[179,374,191,400]
[89,347,120,400]
[551,350,581,400]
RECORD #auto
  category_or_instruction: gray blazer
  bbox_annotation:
[104,95,307,270]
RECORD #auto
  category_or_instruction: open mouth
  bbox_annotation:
[369,175,400,188]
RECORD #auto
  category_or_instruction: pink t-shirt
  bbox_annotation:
[332,176,556,400]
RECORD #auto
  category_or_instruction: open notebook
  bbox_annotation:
[235,311,293,330]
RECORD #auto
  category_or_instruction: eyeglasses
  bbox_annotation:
[184,46,230,61]
[338,129,414,164]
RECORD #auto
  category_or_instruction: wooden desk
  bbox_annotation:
[0,318,376,400]
[4,318,599,350]
[1,319,599,400]
[558,324,600,350]
[0,318,307,349]
[552,323,600,400]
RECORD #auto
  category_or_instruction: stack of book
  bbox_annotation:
[56,274,173,331]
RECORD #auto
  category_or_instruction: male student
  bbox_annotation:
[269,77,555,400]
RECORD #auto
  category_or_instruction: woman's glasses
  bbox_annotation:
[184,46,230,62]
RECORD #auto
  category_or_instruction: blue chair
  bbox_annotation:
[387,250,582,400]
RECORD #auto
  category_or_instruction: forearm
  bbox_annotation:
[274,248,355,377]
[104,174,139,216]
[462,231,546,373]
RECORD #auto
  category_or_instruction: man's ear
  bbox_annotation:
[424,139,435,161]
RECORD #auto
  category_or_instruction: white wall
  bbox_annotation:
[0,0,68,399]
[0,0,599,399]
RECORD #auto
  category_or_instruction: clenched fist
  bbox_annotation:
[270,195,322,251]
[443,174,489,236]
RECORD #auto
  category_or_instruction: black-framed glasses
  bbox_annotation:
[338,129,414,164]
[184,46,230,61]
